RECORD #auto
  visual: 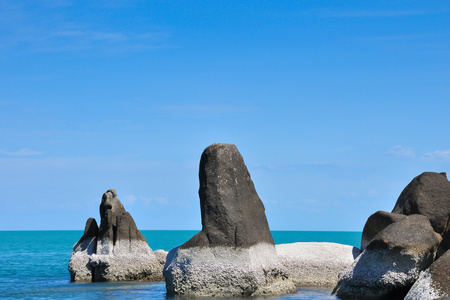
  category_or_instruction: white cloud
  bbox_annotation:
[140,196,169,206]
[388,145,415,158]
[424,150,450,161]
[159,104,260,114]
[320,10,431,18]
[123,194,137,205]
[0,148,43,156]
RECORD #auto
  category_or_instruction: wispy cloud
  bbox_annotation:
[159,104,261,114]
[388,146,450,162]
[424,150,450,161]
[319,9,431,19]
[0,148,43,156]
[123,194,137,205]
[141,196,169,206]
[0,2,173,55]
[388,145,416,158]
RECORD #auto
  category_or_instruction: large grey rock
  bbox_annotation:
[68,189,162,282]
[164,143,296,297]
[333,214,440,299]
[392,172,450,235]
[181,143,274,249]
[361,210,406,251]
[276,242,360,287]
[405,249,450,299]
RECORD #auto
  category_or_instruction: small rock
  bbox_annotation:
[68,189,162,282]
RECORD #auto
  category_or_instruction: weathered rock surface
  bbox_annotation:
[68,218,98,281]
[181,143,274,249]
[333,214,440,299]
[392,172,450,234]
[276,242,360,287]
[68,189,162,282]
[361,210,406,251]
[164,143,296,297]
[405,249,450,300]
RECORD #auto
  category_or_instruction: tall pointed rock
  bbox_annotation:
[164,143,295,297]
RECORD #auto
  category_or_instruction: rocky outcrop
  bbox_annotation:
[68,218,98,282]
[405,250,450,299]
[360,211,406,251]
[392,172,450,235]
[164,143,296,297]
[333,214,440,299]
[276,242,360,287]
[68,189,163,282]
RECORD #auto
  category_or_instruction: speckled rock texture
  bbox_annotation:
[276,242,360,287]
[405,249,450,300]
[392,172,450,235]
[164,143,296,296]
[68,189,162,282]
[360,210,406,251]
[165,243,296,297]
[333,214,440,299]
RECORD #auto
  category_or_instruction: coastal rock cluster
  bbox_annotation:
[333,172,450,299]
[68,189,162,282]
[68,142,450,299]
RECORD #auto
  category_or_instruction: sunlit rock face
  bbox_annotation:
[333,215,440,299]
[392,172,450,235]
[68,189,163,282]
[164,143,296,297]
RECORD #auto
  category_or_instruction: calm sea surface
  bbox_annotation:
[0,230,361,299]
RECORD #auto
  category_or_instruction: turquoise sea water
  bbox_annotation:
[0,230,361,299]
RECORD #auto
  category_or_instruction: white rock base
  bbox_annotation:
[163,243,297,297]
[276,242,360,287]
[69,239,163,282]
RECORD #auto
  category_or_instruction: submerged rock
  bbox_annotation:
[392,172,450,235]
[276,242,360,287]
[333,214,440,299]
[68,189,163,282]
[164,143,296,297]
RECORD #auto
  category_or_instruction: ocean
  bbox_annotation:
[0,230,361,299]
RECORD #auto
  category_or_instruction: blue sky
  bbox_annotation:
[1,1,449,231]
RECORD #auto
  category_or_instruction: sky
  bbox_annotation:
[1,1,449,231]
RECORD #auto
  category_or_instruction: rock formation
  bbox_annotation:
[405,249,450,299]
[333,214,440,299]
[392,172,450,235]
[276,242,360,287]
[68,218,98,281]
[68,189,163,282]
[360,210,406,251]
[163,143,296,297]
